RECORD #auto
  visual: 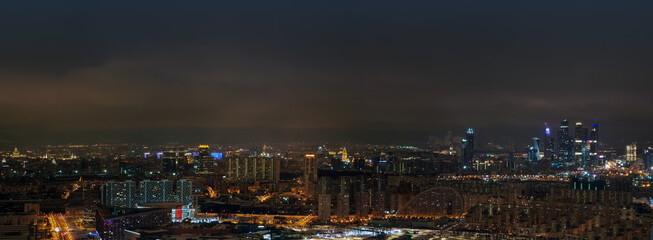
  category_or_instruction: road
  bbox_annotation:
[47,213,74,240]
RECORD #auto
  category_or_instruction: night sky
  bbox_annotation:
[1,1,653,146]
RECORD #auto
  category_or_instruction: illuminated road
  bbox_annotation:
[47,214,74,240]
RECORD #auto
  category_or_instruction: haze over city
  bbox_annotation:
[2,1,653,240]
[2,1,653,146]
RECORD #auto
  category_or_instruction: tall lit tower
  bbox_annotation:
[626,143,637,163]
[195,145,214,175]
[461,128,474,169]
[557,119,573,166]
[574,122,589,166]
[589,123,599,166]
[542,123,554,170]
[527,137,541,164]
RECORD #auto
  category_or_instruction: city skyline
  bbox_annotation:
[4,1,653,240]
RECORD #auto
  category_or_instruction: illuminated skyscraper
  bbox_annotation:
[644,148,653,171]
[589,123,599,166]
[557,119,574,166]
[176,179,193,204]
[542,123,554,170]
[195,145,214,175]
[460,128,474,169]
[626,143,637,163]
[574,122,589,166]
[527,137,540,164]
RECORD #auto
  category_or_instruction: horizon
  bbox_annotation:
[1,1,653,146]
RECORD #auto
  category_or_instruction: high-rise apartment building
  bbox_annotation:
[176,179,193,204]
[140,180,174,203]
[337,177,350,219]
[542,123,554,170]
[304,154,318,198]
[101,180,137,208]
[317,177,331,223]
[102,179,193,208]
[226,157,280,182]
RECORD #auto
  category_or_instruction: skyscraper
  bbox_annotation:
[162,148,185,175]
[195,145,214,175]
[354,175,370,219]
[337,177,350,219]
[527,137,540,165]
[304,154,318,198]
[574,122,589,166]
[101,180,136,208]
[461,128,474,169]
[644,148,653,171]
[542,123,554,170]
[317,177,331,223]
[372,174,388,217]
[589,123,599,166]
[176,179,193,204]
[626,143,637,163]
[557,119,573,167]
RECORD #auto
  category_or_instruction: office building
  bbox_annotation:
[162,148,185,175]
[543,123,554,170]
[643,148,653,171]
[557,119,574,166]
[527,137,540,165]
[574,122,588,166]
[461,128,474,169]
[195,145,214,175]
[626,143,637,163]
[589,123,599,166]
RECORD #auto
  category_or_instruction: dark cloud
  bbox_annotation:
[1,0,653,146]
